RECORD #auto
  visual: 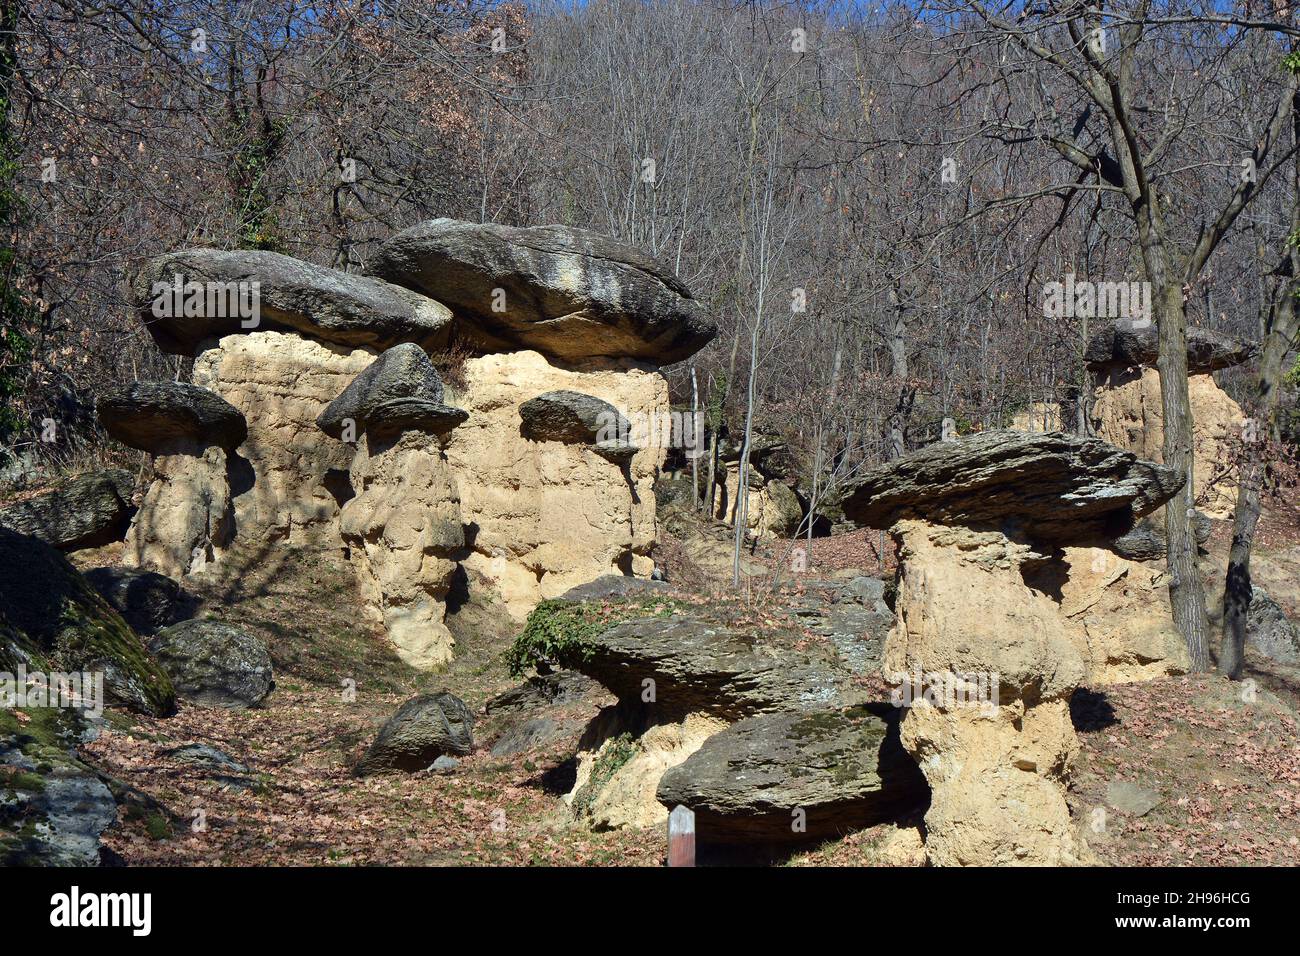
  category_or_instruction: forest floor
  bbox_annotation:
[59,499,1300,867]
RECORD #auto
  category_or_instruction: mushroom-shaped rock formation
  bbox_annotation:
[131,249,452,355]
[842,432,1190,865]
[101,382,247,579]
[366,218,716,364]
[317,341,446,439]
[1084,322,1258,373]
[840,429,1182,542]
[323,347,468,669]
[98,381,247,453]
[1085,324,1255,519]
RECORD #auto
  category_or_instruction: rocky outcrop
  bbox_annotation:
[132,248,452,355]
[886,520,1089,865]
[1052,546,1190,684]
[841,430,1182,542]
[656,704,927,846]
[1111,510,1212,561]
[355,692,474,775]
[147,619,273,709]
[191,330,375,544]
[0,470,134,552]
[482,670,609,758]
[844,432,1185,865]
[83,567,184,636]
[519,390,638,464]
[0,527,175,715]
[97,381,247,453]
[367,218,716,364]
[443,350,667,619]
[1085,323,1256,519]
[1085,323,1257,373]
[1091,367,1243,518]
[554,613,867,722]
[1,708,117,866]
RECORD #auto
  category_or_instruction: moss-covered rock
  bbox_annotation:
[0,528,175,716]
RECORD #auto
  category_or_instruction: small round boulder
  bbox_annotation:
[355,692,474,775]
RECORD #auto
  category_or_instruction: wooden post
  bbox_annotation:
[667,805,695,867]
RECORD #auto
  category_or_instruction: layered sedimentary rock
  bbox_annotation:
[191,330,375,545]
[443,350,668,620]
[845,430,1183,865]
[1086,323,1257,519]
[367,218,716,363]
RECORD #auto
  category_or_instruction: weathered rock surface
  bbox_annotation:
[656,704,927,844]
[317,342,445,439]
[1053,546,1189,684]
[841,430,1182,543]
[191,330,376,544]
[443,350,667,619]
[365,399,467,440]
[355,692,474,774]
[147,619,273,709]
[339,428,465,669]
[1091,367,1242,518]
[1085,323,1257,373]
[885,520,1089,865]
[555,575,670,604]
[367,218,715,364]
[556,614,865,721]
[83,567,184,635]
[0,469,134,552]
[97,381,247,452]
[133,248,452,355]
[1,709,118,866]
[483,671,610,758]
[1245,592,1300,666]
[1111,510,1212,561]
[121,445,234,578]
[0,527,176,715]
[519,390,625,443]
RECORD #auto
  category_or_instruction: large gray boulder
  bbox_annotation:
[1246,593,1300,666]
[317,343,451,439]
[519,390,637,462]
[97,381,247,453]
[366,219,716,364]
[1085,323,1257,373]
[0,469,134,552]
[355,692,475,775]
[83,566,184,636]
[131,249,452,355]
[656,704,927,845]
[554,614,865,721]
[839,430,1183,543]
[147,620,273,709]
[483,671,608,758]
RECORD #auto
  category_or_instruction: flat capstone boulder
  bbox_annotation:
[97,381,247,452]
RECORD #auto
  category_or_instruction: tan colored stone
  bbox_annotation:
[192,330,376,544]
[1010,401,1061,433]
[1056,546,1190,684]
[1091,368,1241,518]
[339,430,463,669]
[886,519,1087,865]
[122,446,233,578]
[716,463,802,539]
[568,712,727,831]
[442,350,668,620]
